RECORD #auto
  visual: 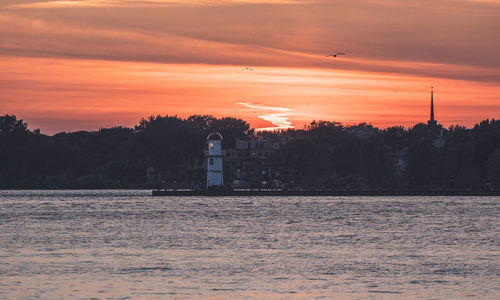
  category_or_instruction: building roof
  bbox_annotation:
[207,132,223,141]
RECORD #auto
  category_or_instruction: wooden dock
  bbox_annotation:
[152,189,500,197]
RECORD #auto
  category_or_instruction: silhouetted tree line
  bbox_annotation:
[1,114,499,190]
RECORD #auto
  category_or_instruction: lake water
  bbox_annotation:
[0,190,498,299]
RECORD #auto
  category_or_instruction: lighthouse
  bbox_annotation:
[206,132,224,188]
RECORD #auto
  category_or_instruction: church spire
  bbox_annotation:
[430,87,434,121]
[428,86,437,127]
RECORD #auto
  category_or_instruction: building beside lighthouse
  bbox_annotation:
[206,132,224,187]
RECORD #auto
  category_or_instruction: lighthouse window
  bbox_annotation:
[208,142,214,149]
[209,158,214,165]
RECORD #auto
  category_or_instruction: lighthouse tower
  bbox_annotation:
[206,132,224,188]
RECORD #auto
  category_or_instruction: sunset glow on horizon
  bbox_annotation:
[1,0,499,134]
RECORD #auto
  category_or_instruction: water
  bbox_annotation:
[0,190,498,299]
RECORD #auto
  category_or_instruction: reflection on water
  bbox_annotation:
[0,190,498,299]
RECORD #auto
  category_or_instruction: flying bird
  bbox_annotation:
[327,52,345,58]
[242,67,254,71]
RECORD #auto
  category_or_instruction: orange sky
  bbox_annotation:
[1,0,499,134]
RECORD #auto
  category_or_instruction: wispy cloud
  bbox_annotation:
[238,102,293,112]
[257,113,294,131]
[2,55,499,134]
[238,102,294,130]
[1,0,499,82]
[6,0,308,8]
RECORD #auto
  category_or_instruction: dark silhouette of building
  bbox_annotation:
[428,87,437,127]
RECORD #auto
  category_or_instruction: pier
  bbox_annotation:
[152,189,500,197]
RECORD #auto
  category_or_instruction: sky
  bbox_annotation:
[0,0,499,134]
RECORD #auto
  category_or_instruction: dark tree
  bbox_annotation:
[0,115,32,186]
[407,138,433,189]
[359,137,397,189]
[487,147,500,189]
[473,119,500,169]
[0,114,498,191]
[135,115,204,183]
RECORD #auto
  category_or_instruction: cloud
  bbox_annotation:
[1,0,499,82]
[4,0,309,8]
[256,113,294,131]
[2,54,499,134]
[238,102,294,130]
[237,102,293,112]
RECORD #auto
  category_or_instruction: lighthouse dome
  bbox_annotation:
[207,132,223,141]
